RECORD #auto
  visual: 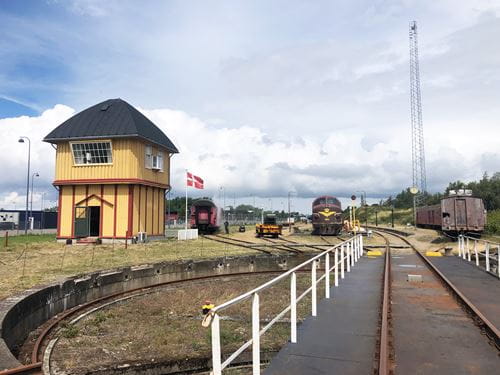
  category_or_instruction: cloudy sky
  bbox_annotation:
[1,0,499,213]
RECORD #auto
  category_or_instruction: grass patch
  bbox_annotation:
[355,207,414,227]
[1,233,56,248]
[60,322,79,339]
[0,236,259,300]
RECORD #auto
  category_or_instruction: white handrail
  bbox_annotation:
[458,235,500,278]
[208,235,364,374]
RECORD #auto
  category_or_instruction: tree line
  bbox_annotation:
[166,197,299,220]
[382,172,500,210]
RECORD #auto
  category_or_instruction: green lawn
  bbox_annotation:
[1,233,56,248]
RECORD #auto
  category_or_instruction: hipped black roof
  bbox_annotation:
[44,98,179,153]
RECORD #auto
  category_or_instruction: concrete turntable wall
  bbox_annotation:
[0,254,306,370]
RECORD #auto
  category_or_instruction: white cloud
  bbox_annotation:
[1,1,500,212]
[0,101,498,212]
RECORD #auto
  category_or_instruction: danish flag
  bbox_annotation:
[187,172,204,189]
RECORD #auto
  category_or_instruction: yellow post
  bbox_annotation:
[352,204,357,236]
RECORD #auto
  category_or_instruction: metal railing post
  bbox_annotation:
[211,314,222,375]
[474,240,479,266]
[346,242,351,273]
[311,260,317,316]
[334,248,339,287]
[351,239,355,267]
[462,236,467,260]
[497,244,500,278]
[458,236,462,257]
[252,293,260,375]
[485,243,490,272]
[325,253,330,299]
[360,234,364,257]
[467,237,471,262]
[354,236,358,262]
[340,245,345,279]
[290,272,297,343]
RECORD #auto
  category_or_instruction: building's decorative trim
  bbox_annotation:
[99,185,104,237]
[75,194,114,208]
[113,185,118,238]
[145,186,148,233]
[137,185,142,233]
[127,185,134,237]
[70,186,75,238]
[57,189,62,237]
[53,178,169,189]
[151,187,155,235]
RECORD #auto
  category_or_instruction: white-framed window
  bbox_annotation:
[157,151,164,171]
[145,145,164,172]
[71,141,113,165]
[145,145,152,169]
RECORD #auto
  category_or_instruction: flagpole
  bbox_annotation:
[185,169,188,230]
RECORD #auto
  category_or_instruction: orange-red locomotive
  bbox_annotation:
[312,196,343,235]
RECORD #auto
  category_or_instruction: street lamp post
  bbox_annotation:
[287,191,295,232]
[356,190,367,233]
[18,136,31,235]
[30,172,39,230]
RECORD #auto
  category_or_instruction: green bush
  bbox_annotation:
[60,322,79,338]
[486,210,500,234]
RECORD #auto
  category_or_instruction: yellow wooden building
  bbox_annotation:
[44,99,178,242]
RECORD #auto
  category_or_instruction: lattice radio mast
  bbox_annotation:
[409,21,427,199]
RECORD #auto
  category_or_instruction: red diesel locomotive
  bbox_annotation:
[190,199,223,234]
[312,196,343,235]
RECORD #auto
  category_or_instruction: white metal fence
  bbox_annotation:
[458,235,500,278]
[205,235,364,375]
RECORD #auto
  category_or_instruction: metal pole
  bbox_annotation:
[211,314,222,375]
[375,210,378,226]
[30,172,38,230]
[334,248,339,287]
[185,170,188,231]
[311,260,317,316]
[19,137,31,235]
[325,253,330,298]
[346,243,351,273]
[365,201,368,233]
[474,240,479,266]
[485,243,490,272]
[413,195,417,229]
[288,191,291,232]
[467,237,471,262]
[252,293,260,375]
[391,207,394,228]
[290,272,297,343]
[340,244,345,279]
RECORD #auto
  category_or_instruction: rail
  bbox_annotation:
[205,235,364,375]
[458,235,500,278]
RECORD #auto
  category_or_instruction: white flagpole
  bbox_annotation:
[185,169,188,230]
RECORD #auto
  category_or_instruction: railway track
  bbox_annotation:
[260,237,304,254]
[7,270,315,375]
[373,228,500,374]
[201,234,273,255]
